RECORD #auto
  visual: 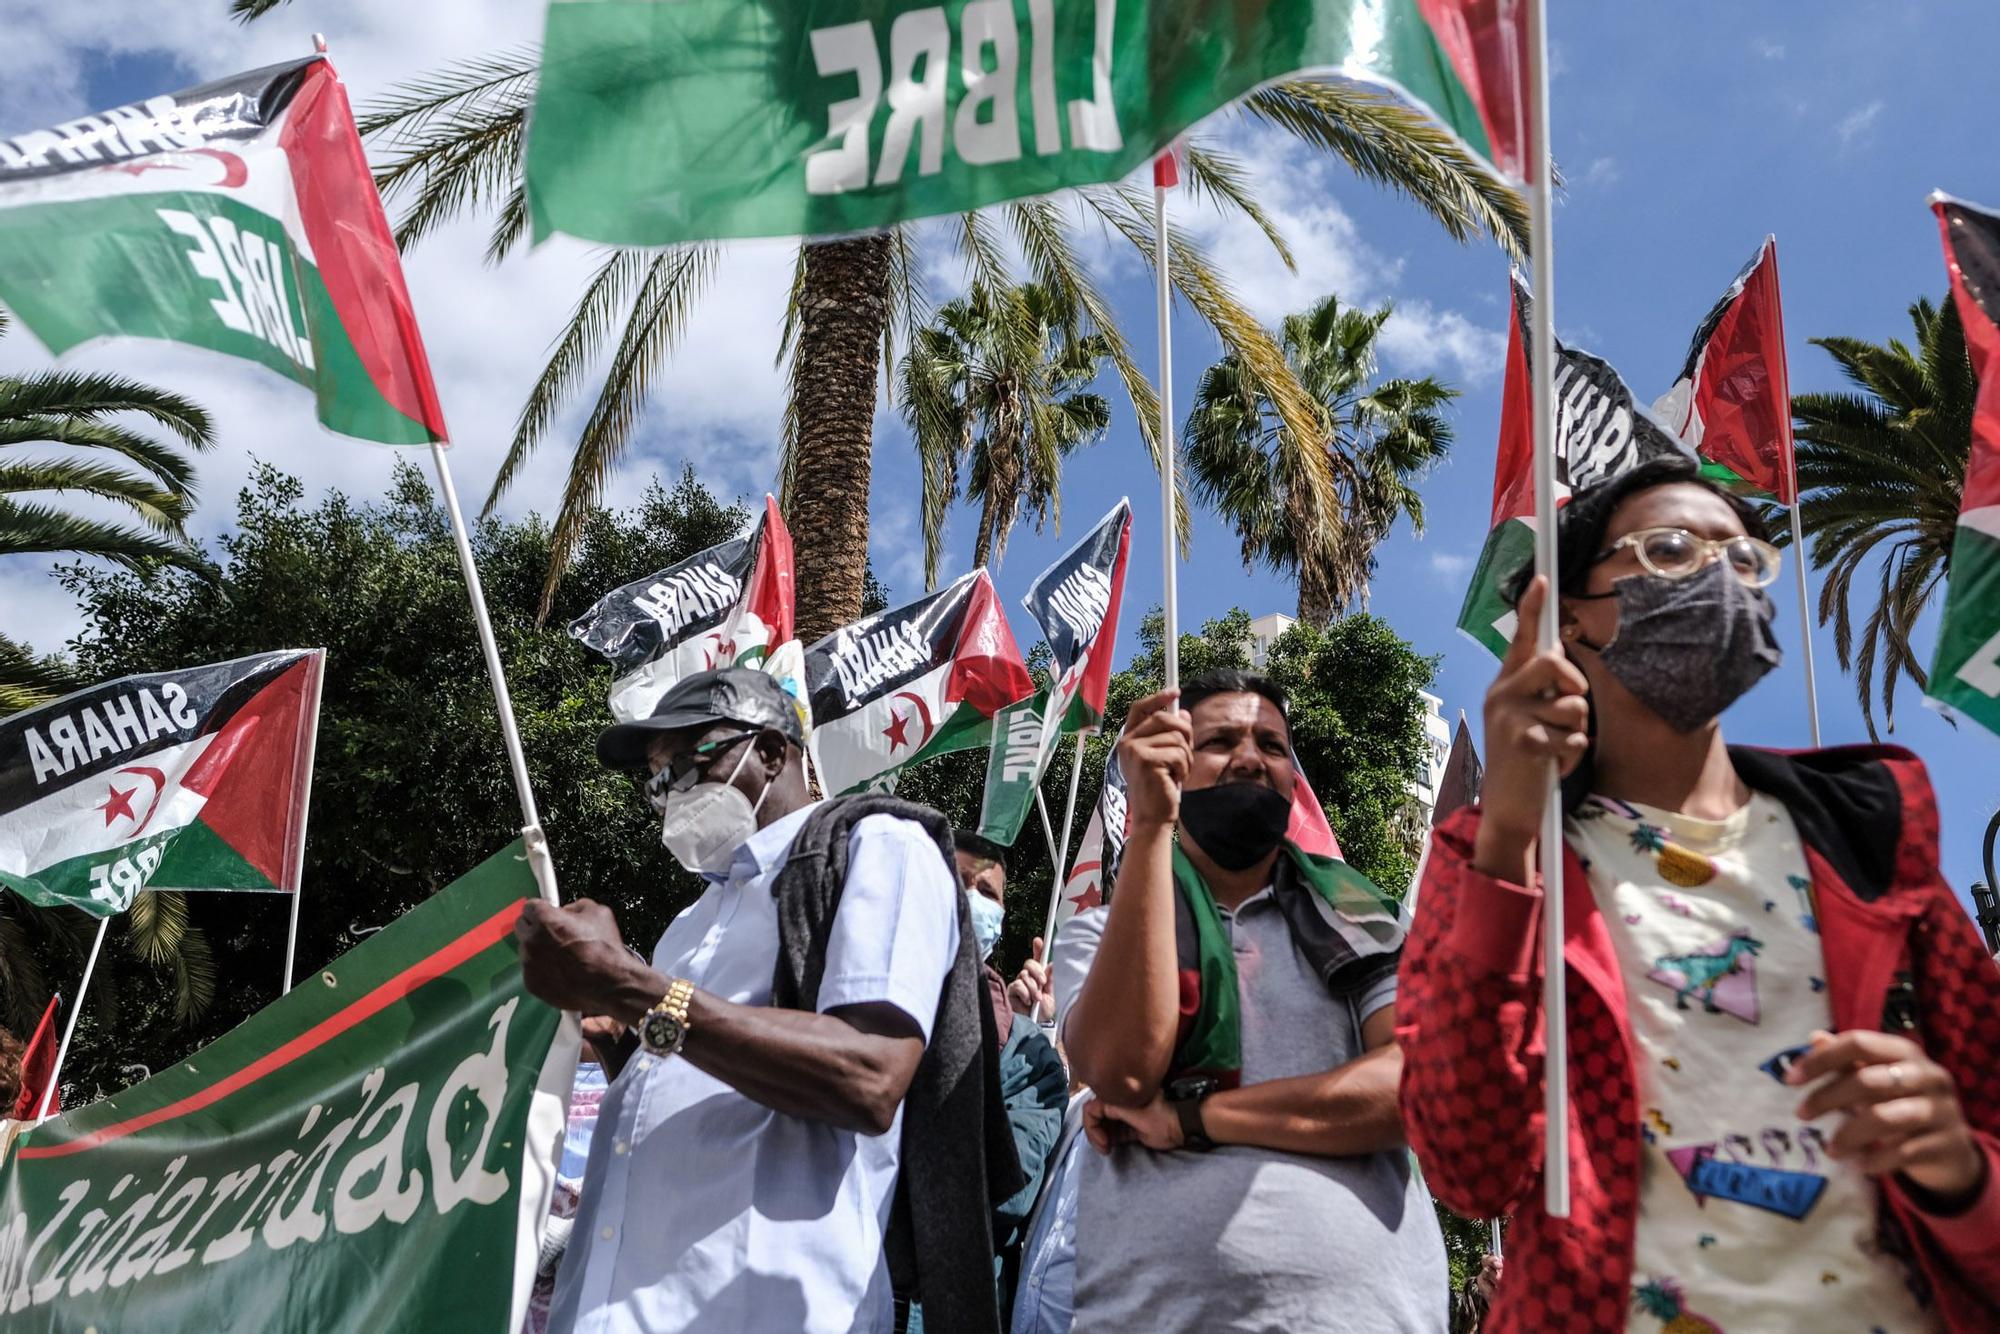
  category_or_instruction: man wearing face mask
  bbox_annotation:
[516,667,1023,1334]
[1398,454,2000,1332]
[1061,670,1448,1332]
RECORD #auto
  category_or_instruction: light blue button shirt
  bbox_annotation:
[1010,1096,1088,1334]
[549,802,959,1334]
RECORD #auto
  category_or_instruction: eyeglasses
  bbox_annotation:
[643,729,760,812]
[1595,526,1782,588]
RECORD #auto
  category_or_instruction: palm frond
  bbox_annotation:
[0,371,213,450]
[0,458,194,534]
[362,51,538,255]
[1182,141,1296,271]
[0,497,211,572]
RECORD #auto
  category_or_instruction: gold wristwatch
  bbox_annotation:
[638,977,694,1057]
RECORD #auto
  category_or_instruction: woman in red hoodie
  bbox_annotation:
[1398,454,2000,1332]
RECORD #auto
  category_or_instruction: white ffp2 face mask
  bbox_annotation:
[659,742,770,876]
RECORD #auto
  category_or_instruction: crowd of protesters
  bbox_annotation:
[512,455,2000,1332]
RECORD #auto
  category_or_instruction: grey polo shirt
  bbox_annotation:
[1052,889,1448,1333]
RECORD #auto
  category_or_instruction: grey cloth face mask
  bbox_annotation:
[1583,560,1782,732]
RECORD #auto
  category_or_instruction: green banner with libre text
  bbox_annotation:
[0,842,578,1333]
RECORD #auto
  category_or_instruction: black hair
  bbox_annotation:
[1180,669,1291,733]
[952,830,1010,871]
[1500,452,1772,607]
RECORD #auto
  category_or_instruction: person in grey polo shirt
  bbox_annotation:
[1062,670,1447,1333]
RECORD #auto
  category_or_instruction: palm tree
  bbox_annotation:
[1183,295,1456,624]
[0,309,217,709]
[901,282,1111,585]
[302,37,1526,639]
[1789,296,1974,738]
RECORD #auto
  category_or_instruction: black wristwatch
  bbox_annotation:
[1167,1076,1219,1152]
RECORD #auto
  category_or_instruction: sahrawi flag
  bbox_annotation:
[977,500,1131,846]
[1928,193,2000,735]
[1052,728,1127,935]
[1653,235,1798,502]
[0,651,323,917]
[1457,274,1696,655]
[807,569,1034,796]
[526,0,1527,246]
[0,55,448,444]
[570,496,796,721]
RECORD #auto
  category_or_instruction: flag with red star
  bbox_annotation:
[805,569,1034,796]
[570,495,795,721]
[0,650,323,917]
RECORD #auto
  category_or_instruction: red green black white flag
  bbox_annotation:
[1654,235,1798,503]
[1928,193,2000,736]
[806,569,1034,797]
[0,56,448,445]
[1457,274,1696,655]
[0,650,323,917]
[570,496,796,722]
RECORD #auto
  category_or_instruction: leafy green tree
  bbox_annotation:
[253,28,1527,634]
[1183,294,1456,625]
[40,461,747,1098]
[1789,295,1975,737]
[0,308,217,709]
[900,282,1111,584]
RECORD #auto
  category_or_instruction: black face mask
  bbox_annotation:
[1580,560,1782,732]
[1179,782,1291,870]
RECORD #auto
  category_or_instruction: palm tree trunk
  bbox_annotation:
[972,491,997,569]
[788,234,893,644]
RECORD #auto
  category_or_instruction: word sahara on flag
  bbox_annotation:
[806,569,1034,796]
[1654,235,1797,503]
[570,497,796,722]
[0,56,447,445]
[526,0,1529,246]
[1457,274,1695,656]
[1929,193,2000,736]
[0,651,323,917]
[0,842,577,1333]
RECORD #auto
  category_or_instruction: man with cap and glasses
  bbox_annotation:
[516,666,1022,1334]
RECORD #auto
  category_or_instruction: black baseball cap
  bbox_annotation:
[597,666,807,770]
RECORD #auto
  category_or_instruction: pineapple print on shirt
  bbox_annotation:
[1568,793,1936,1333]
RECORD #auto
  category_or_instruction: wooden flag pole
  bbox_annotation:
[429,441,560,906]
[1524,0,1570,1219]
[281,652,326,993]
[35,920,108,1123]
[1154,174,1180,693]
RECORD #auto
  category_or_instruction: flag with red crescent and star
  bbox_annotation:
[804,569,1034,797]
[0,650,323,917]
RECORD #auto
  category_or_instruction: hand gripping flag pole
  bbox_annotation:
[1523,0,1570,1218]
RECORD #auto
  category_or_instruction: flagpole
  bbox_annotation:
[35,920,108,1123]
[281,652,326,993]
[1523,0,1569,1219]
[1033,789,1065,886]
[1041,735,1089,947]
[1154,173,1180,693]
[429,442,560,906]
[1769,242,1822,747]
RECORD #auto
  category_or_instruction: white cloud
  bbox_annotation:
[1582,156,1622,189]
[1753,38,1787,61]
[1837,99,1885,151]
[1427,549,1473,585]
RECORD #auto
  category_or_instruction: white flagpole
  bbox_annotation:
[1523,0,1569,1219]
[1769,241,1822,747]
[429,442,560,906]
[281,652,327,993]
[35,920,109,1123]
[1033,789,1065,885]
[1154,173,1180,693]
[1041,735,1089,947]
[1489,1218,1505,1257]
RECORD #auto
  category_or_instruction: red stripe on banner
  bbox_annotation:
[20,901,525,1160]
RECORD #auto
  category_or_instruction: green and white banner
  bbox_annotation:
[0,57,449,445]
[527,0,1520,245]
[1930,194,2000,736]
[0,841,578,1333]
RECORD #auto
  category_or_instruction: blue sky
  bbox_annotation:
[4,3,1998,906]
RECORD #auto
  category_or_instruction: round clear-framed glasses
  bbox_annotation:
[1595,526,1782,588]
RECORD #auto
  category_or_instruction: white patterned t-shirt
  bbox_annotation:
[1566,791,1936,1333]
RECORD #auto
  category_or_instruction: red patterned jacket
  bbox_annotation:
[1397,745,2000,1332]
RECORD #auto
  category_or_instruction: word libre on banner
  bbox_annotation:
[525,0,1527,246]
[0,651,323,916]
[1457,274,1697,657]
[977,499,1131,848]
[0,56,447,447]
[570,497,798,723]
[1930,193,2000,736]
[0,841,578,1334]
[805,568,1034,798]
